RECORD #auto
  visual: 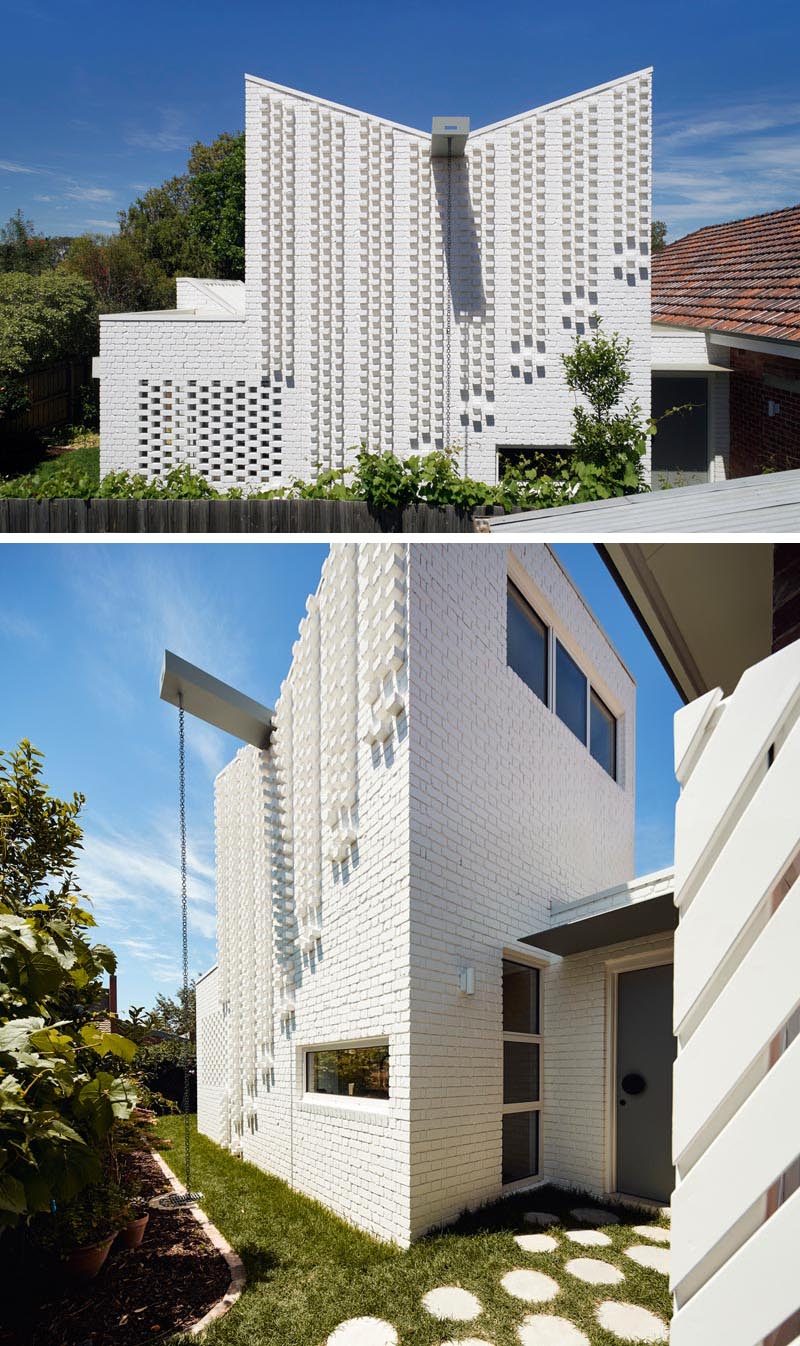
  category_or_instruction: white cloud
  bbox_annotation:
[66,185,116,202]
[0,159,38,175]
[125,109,188,154]
[654,92,800,237]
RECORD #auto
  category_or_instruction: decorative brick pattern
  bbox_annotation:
[99,71,652,487]
[196,544,640,1245]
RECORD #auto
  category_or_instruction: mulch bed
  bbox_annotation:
[0,1149,230,1346]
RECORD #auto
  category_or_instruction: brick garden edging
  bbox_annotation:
[150,1150,246,1335]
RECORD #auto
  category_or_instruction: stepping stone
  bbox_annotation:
[595,1302,669,1342]
[564,1229,612,1247]
[524,1211,559,1228]
[570,1206,620,1225]
[518,1316,590,1346]
[327,1319,398,1346]
[625,1244,670,1275]
[422,1287,482,1321]
[515,1233,559,1253]
[500,1269,560,1304]
[632,1225,670,1245]
[565,1256,625,1285]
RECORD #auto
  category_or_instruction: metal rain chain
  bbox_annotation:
[150,693,203,1211]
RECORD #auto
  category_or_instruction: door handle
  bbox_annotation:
[621,1072,646,1096]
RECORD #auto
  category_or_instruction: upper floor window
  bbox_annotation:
[506,575,619,781]
[507,580,547,704]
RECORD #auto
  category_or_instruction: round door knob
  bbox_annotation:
[621,1072,646,1096]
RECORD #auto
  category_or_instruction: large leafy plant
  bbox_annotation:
[0,741,137,1229]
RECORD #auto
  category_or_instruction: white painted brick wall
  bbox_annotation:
[195,964,228,1146]
[651,324,730,480]
[406,543,636,1235]
[198,544,638,1244]
[543,931,673,1194]
[99,69,652,487]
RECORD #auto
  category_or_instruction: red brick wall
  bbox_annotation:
[730,347,800,476]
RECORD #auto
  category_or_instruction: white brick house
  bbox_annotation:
[97,70,652,489]
[192,543,683,1246]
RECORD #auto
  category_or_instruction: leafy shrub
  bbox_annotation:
[0,741,138,1229]
[31,1178,131,1252]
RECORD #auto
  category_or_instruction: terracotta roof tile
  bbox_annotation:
[652,203,800,344]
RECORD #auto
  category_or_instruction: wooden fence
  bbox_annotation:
[670,642,800,1345]
[9,359,92,433]
[0,498,503,533]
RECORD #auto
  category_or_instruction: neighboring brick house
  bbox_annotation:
[192,542,684,1246]
[652,204,800,482]
[95,70,653,489]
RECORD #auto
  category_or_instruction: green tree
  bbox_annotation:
[0,741,137,1227]
[651,219,667,254]
[561,319,649,497]
[0,272,97,427]
[146,982,196,1041]
[119,130,245,281]
[62,232,173,312]
[0,211,51,275]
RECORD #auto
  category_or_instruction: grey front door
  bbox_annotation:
[616,963,675,1203]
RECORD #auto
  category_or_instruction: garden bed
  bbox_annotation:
[0,1148,230,1346]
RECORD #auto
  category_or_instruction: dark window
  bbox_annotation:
[503,1041,541,1104]
[590,690,617,778]
[502,1110,540,1184]
[556,641,587,744]
[306,1044,389,1099]
[651,376,709,484]
[507,581,548,704]
[502,960,540,1034]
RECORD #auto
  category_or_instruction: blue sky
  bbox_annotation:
[0,542,680,1014]
[3,0,799,242]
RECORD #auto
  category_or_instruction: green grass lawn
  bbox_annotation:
[158,1118,671,1346]
[0,427,100,493]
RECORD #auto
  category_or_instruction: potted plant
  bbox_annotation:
[34,1180,130,1279]
[117,1188,150,1248]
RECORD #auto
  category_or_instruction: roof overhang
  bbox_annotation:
[599,544,774,702]
[159,650,274,748]
[522,870,676,956]
[651,361,731,373]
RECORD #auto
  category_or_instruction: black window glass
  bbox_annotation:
[502,1110,539,1183]
[590,690,617,778]
[503,1041,541,1104]
[556,641,587,744]
[507,581,547,704]
[502,960,540,1034]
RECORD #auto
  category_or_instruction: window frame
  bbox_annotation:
[303,1040,390,1103]
[505,567,621,784]
[501,957,543,1189]
[506,578,549,706]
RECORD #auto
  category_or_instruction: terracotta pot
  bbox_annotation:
[63,1233,115,1279]
[117,1213,149,1248]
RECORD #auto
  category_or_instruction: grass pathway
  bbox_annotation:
[159,1120,670,1346]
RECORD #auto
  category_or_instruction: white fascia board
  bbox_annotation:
[550,866,675,922]
[707,331,800,361]
[245,67,653,143]
[652,362,731,372]
[99,310,244,323]
[244,72,429,141]
[473,68,653,138]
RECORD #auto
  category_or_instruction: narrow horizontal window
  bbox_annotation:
[306,1044,389,1100]
[507,580,548,704]
[590,689,617,778]
[556,640,588,745]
